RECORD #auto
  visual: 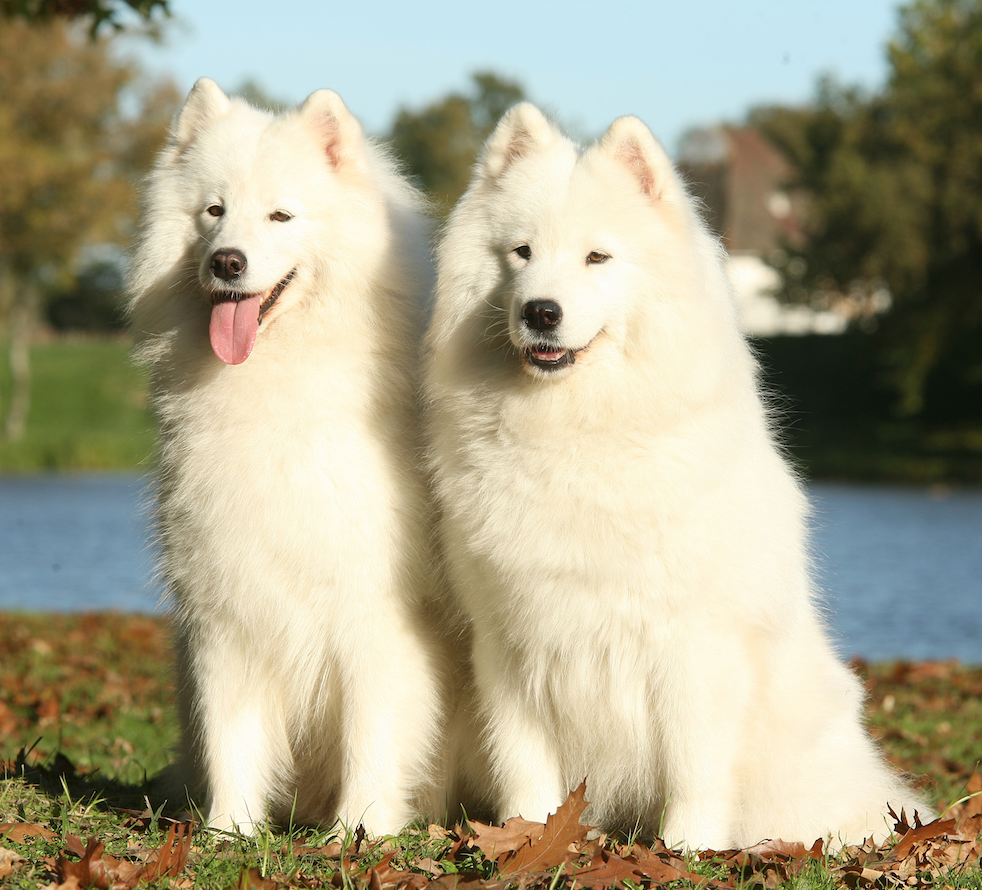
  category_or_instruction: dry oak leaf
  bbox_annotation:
[892,817,958,861]
[55,823,194,890]
[949,770,982,828]
[227,865,282,890]
[838,809,981,887]
[290,839,345,858]
[627,853,709,886]
[465,816,549,859]
[424,877,506,890]
[562,846,695,889]
[731,837,825,879]
[0,821,59,843]
[363,850,418,889]
[497,781,592,875]
[838,863,891,889]
[141,823,194,881]
[1,846,26,878]
[56,837,144,890]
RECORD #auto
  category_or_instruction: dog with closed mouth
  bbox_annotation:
[423,102,929,850]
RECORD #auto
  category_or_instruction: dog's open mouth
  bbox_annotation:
[209,269,296,365]
[525,344,576,371]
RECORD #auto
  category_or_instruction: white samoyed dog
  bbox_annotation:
[423,103,928,850]
[128,78,462,835]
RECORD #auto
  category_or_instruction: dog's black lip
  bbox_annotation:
[526,345,575,370]
[258,269,296,322]
[524,331,603,372]
[210,269,297,324]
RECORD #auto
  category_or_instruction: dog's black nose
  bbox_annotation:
[210,248,247,281]
[521,300,562,331]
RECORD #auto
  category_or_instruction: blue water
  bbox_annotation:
[810,483,982,663]
[0,475,979,663]
[0,474,162,614]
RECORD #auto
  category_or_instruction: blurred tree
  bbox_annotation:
[0,17,178,439]
[389,72,525,215]
[46,254,127,331]
[753,0,982,416]
[234,79,288,113]
[1,0,168,34]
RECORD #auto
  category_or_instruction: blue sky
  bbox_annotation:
[126,0,904,156]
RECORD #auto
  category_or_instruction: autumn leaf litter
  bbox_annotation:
[1,772,979,890]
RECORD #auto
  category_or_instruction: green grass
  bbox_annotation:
[1,615,980,890]
[0,337,154,472]
[857,659,982,805]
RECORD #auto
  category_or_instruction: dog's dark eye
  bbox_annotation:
[270,210,292,222]
[586,251,609,265]
[514,244,532,260]
[206,204,224,217]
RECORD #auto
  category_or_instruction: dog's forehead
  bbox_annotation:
[491,153,639,246]
[184,122,326,206]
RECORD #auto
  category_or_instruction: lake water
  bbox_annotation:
[0,474,979,663]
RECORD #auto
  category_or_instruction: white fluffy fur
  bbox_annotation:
[129,78,464,835]
[423,103,928,850]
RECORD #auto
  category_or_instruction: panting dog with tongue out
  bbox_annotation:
[127,78,471,836]
[207,248,294,365]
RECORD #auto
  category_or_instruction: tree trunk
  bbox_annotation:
[0,264,13,436]
[4,294,36,442]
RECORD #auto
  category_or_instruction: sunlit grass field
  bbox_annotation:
[0,338,154,472]
[0,614,980,890]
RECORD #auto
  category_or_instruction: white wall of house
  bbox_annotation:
[727,253,847,337]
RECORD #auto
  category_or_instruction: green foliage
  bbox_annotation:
[0,0,169,36]
[0,339,155,470]
[0,16,178,439]
[753,0,982,417]
[0,18,177,293]
[47,258,127,332]
[389,72,525,215]
[755,334,982,484]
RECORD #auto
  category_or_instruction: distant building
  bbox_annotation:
[677,125,848,337]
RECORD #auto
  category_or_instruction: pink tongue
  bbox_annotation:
[209,294,263,364]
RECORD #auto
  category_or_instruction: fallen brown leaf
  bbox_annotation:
[743,838,825,862]
[466,816,547,859]
[425,876,505,890]
[566,847,653,889]
[0,846,26,878]
[142,822,193,880]
[950,770,982,828]
[498,781,591,875]
[892,817,957,859]
[56,837,144,890]
[0,821,58,842]
[839,863,888,888]
[414,857,444,876]
[227,865,282,890]
[290,839,345,858]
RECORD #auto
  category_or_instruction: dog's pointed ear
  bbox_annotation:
[598,116,674,202]
[300,89,366,174]
[479,102,558,181]
[173,78,231,147]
